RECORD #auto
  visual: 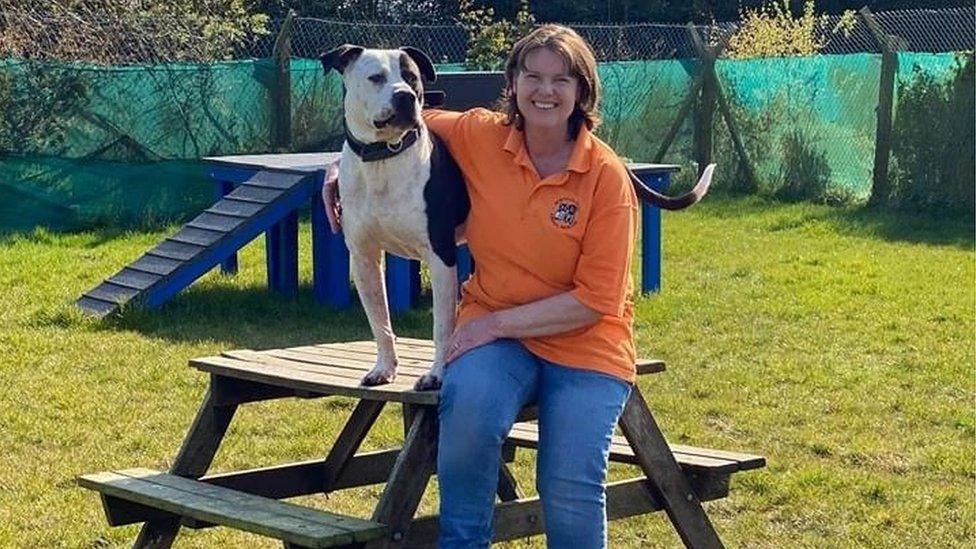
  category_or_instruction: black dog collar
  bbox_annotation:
[345,128,420,162]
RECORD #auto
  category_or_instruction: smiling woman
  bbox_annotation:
[418,24,643,549]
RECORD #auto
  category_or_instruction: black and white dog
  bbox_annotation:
[321,45,714,391]
[321,45,467,390]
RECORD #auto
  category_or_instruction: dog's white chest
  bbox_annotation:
[339,148,431,259]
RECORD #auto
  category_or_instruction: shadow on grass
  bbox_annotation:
[0,224,171,249]
[89,285,436,349]
[697,193,974,250]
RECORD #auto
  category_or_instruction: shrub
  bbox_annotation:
[457,0,534,71]
[727,0,856,59]
[777,129,831,202]
[889,53,975,215]
[0,0,269,64]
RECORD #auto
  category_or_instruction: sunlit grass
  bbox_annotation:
[1,195,972,547]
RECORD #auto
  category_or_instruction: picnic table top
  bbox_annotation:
[204,152,681,176]
[191,338,666,406]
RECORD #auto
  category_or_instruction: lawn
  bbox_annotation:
[1,195,973,548]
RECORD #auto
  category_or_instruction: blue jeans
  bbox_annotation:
[437,339,632,548]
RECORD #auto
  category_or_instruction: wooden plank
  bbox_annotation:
[271,10,295,152]
[618,389,723,548]
[170,226,225,247]
[207,198,266,218]
[507,423,742,474]
[204,152,339,174]
[130,254,183,276]
[169,388,237,479]
[210,375,299,406]
[321,400,386,492]
[190,355,438,405]
[110,450,403,527]
[227,184,285,204]
[76,295,118,316]
[264,347,435,377]
[200,449,401,502]
[107,268,162,291]
[79,469,386,547]
[372,406,438,547]
[84,282,140,304]
[340,339,666,375]
[666,444,766,470]
[281,340,664,376]
[151,240,205,261]
[339,341,436,363]
[132,388,237,548]
[222,350,426,388]
[245,171,306,190]
[187,212,248,233]
[404,474,731,546]
[100,494,179,527]
[132,469,383,541]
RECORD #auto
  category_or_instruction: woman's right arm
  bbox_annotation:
[421,108,463,144]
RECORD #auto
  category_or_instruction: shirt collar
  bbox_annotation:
[504,124,594,176]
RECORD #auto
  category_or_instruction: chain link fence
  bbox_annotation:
[5,5,971,65]
[280,7,974,63]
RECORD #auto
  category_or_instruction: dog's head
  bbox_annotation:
[321,45,436,143]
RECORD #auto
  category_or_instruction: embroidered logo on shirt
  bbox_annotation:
[550,198,580,229]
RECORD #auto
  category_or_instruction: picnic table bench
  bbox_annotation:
[79,339,764,548]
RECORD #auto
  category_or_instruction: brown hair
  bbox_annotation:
[502,24,602,139]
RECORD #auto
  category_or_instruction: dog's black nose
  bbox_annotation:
[391,90,418,126]
[393,90,416,110]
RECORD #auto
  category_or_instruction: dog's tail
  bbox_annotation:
[627,163,715,211]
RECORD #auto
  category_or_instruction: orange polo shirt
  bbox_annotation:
[424,108,638,382]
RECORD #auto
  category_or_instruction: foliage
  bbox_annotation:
[523,0,969,25]
[888,53,975,214]
[0,63,88,155]
[457,0,535,71]
[727,0,857,59]
[0,0,269,64]
[776,129,831,202]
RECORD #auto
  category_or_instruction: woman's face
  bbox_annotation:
[514,47,579,134]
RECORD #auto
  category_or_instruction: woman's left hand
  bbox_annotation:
[444,314,501,364]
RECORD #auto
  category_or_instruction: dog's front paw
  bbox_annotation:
[413,373,442,391]
[361,364,397,386]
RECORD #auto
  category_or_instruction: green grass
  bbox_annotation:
[1,195,973,547]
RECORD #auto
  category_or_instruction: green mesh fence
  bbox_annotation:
[0,58,275,231]
[0,52,971,232]
[596,59,696,168]
[714,54,882,201]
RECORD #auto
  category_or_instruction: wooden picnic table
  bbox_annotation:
[80,339,764,548]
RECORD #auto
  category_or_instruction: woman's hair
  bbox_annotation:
[501,24,602,138]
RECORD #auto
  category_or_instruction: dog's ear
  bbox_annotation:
[400,47,436,83]
[321,44,364,74]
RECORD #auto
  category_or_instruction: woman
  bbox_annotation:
[328,24,639,548]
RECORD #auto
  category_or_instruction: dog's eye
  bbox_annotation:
[368,74,386,84]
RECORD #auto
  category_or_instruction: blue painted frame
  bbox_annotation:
[144,174,314,309]
[636,171,671,294]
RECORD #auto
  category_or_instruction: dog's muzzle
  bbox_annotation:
[389,90,418,128]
